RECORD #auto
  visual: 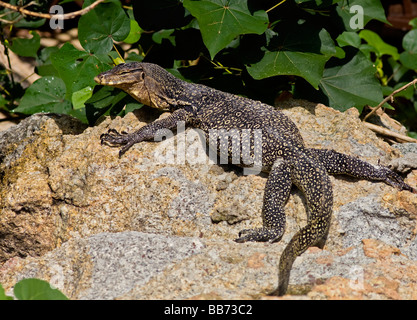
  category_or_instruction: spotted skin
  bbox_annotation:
[96,62,416,296]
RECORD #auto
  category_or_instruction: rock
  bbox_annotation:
[0,100,416,299]
[390,143,417,173]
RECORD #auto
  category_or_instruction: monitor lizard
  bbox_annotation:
[95,62,416,296]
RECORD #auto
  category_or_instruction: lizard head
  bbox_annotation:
[94,62,179,110]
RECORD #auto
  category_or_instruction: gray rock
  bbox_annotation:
[81,232,205,300]
[335,194,414,248]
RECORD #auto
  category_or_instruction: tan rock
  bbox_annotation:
[0,100,416,299]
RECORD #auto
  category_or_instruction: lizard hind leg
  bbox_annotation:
[235,159,292,243]
[271,151,333,296]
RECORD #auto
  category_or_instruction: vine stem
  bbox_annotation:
[266,0,287,13]
[363,78,417,122]
[0,0,106,20]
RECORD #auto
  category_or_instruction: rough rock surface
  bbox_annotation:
[1,100,416,299]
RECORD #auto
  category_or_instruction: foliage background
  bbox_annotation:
[1,0,417,137]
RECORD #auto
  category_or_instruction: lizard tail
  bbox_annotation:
[271,215,330,296]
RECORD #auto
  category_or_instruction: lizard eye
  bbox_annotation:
[140,72,145,80]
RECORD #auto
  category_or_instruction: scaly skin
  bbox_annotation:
[95,62,416,296]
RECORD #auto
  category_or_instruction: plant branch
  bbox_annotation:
[364,122,417,143]
[363,78,417,122]
[266,0,287,13]
[0,0,106,20]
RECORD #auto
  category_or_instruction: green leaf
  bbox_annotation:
[14,279,68,300]
[124,102,143,114]
[36,47,60,77]
[124,19,142,44]
[72,86,93,110]
[336,31,361,48]
[7,31,40,58]
[336,0,388,32]
[183,0,268,59]
[14,76,72,114]
[78,0,130,54]
[359,30,399,59]
[83,86,139,124]
[319,52,384,112]
[334,46,346,59]
[400,29,417,70]
[247,24,336,89]
[50,43,111,99]
[86,86,127,111]
[152,29,175,45]
[410,17,417,29]
[0,283,13,300]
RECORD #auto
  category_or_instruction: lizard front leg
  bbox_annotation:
[101,108,191,157]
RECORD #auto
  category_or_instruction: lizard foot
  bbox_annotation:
[100,129,138,157]
[380,166,416,193]
[100,128,130,146]
[234,227,284,243]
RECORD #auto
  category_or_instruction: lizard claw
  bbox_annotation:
[379,166,416,193]
[118,140,136,158]
[101,128,140,157]
[100,128,129,146]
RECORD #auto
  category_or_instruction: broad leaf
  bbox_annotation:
[7,31,40,58]
[247,23,336,89]
[183,0,268,59]
[14,279,68,300]
[359,30,399,59]
[336,31,361,48]
[83,86,140,124]
[0,284,13,300]
[124,19,142,44]
[319,52,384,112]
[78,0,130,54]
[50,43,111,99]
[336,0,388,32]
[72,86,93,110]
[14,76,72,114]
[36,47,60,77]
[410,17,417,29]
[400,29,417,70]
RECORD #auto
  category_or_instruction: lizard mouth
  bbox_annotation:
[94,73,138,86]
[94,74,104,84]
[94,76,101,84]
[94,74,115,85]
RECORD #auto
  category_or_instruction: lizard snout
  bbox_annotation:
[94,74,103,84]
